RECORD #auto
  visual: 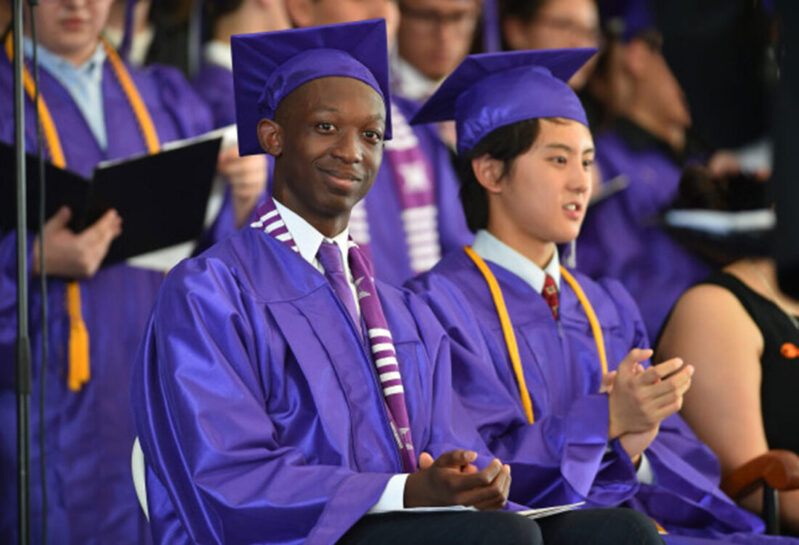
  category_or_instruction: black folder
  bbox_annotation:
[0,134,222,265]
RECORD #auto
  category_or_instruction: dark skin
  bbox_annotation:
[257,76,511,509]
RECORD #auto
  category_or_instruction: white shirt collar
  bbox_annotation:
[273,198,352,280]
[204,41,233,71]
[471,229,561,293]
[390,52,443,102]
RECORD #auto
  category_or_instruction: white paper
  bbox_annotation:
[516,501,585,520]
[664,208,775,235]
[125,240,195,271]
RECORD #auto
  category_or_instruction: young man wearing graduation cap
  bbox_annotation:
[131,19,667,545]
[0,0,213,543]
[407,48,799,544]
[285,0,473,287]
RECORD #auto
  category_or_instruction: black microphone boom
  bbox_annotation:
[12,0,32,542]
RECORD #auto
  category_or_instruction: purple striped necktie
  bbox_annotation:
[316,241,360,328]
[250,199,418,473]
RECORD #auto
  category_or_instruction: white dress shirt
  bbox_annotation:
[273,198,408,509]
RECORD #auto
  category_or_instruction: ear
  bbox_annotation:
[471,154,505,195]
[502,16,529,51]
[283,0,314,27]
[257,119,283,157]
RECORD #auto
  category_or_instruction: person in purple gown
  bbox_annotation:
[0,0,213,543]
[406,47,799,543]
[285,0,473,286]
[131,19,667,545]
[576,0,712,340]
[191,0,288,246]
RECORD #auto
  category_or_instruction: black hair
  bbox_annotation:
[458,118,541,232]
[499,0,550,24]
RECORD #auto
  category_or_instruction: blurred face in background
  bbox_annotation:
[503,0,600,89]
[28,0,114,66]
[286,0,400,47]
[397,0,479,81]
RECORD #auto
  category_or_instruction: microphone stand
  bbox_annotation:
[12,0,32,542]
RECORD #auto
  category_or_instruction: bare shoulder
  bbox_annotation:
[658,281,763,361]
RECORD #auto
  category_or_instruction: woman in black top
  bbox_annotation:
[657,257,799,534]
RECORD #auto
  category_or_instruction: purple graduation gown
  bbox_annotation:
[577,120,711,340]
[361,96,472,287]
[407,250,796,544]
[192,62,272,250]
[0,56,213,545]
[131,226,503,545]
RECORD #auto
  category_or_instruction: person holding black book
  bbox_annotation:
[0,0,215,543]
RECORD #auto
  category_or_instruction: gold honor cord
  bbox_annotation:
[5,33,161,391]
[464,246,536,424]
[463,247,667,535]
[464,246,609,423]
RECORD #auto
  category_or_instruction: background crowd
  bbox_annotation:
[1,0,797,543]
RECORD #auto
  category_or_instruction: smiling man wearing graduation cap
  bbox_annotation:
[130,19,668,545]
[407,48,799,544]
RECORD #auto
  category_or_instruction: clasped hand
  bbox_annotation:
[405,450,511,511]
[605,348,694,461]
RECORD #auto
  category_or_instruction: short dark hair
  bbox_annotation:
[499,0,550,24]
[458,118,541,232]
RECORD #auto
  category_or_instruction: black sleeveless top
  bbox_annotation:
[699,272,799,454]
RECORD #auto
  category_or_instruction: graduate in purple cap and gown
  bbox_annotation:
[0,0,213,543]
[285,0,473,287]
[576,0,712,340]
[132,19,667,545]
[406,47,799,544]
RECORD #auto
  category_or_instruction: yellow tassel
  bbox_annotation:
[66,282,90,391]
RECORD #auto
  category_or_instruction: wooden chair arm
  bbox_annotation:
[721,450,799,500]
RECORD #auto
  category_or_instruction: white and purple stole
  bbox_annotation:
[349,103,441,275]
[250,199,418,473]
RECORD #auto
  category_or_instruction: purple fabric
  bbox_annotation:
[406,250,793,542]
[317,241,361,328]
[361,96,472,286]
[252,199,418,473]
[130,225,502,544]
[231,20,393,155]
[0,56,213,545]
[411,49,596,154]
[577,125,712,340]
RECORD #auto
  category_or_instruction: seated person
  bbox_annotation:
[285,0,472,286]
[130,19,665,545]
[500,0,601,90]
[658,256,799,535]
[407,47,798,543]
[0,0,213,542]
[576,0,712,340]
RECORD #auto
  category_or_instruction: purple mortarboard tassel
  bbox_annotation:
[410,48,596,155]
[231,19,393,156]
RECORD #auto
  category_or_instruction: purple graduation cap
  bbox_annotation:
[410,48,597,155]
[231,19,392,156]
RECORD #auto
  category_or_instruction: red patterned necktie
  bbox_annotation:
[542,274,559,320]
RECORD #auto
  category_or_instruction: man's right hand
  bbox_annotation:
[32,206,122,278]
[607,348,693,440]
[404,450,511,511]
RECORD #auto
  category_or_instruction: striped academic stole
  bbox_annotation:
[349,103,440,275]
[251,199,418,472]
[4,33,160,391]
